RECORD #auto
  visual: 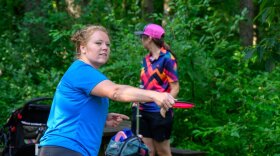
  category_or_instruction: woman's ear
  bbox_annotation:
[80,45,86,54]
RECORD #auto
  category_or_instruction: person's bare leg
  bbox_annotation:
[153,139,172,156]
[142,137,156,156]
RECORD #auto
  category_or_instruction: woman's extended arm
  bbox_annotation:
[90,80,175,110]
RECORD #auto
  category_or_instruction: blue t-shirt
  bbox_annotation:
[40,60,109,156]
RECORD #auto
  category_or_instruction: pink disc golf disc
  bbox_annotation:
[173,101,194,109]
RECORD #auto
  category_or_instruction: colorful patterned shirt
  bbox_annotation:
[140,48,178,112]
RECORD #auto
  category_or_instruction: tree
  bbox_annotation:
[239,0,254,46]
[65,0,81,18]
[162,0,171,26]
[244,0,280,71]
[142,0,154,22]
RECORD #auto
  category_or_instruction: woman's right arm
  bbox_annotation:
[90,80,174,110]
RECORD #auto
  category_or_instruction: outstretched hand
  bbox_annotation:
[153,93,176,118]
[154,92,175,110]
[105,113,129,128]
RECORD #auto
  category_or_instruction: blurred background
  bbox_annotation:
[0,0,279,155]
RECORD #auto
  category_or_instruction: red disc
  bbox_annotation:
[173,101,194,109]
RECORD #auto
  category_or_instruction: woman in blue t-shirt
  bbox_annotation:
[38,25,176,156]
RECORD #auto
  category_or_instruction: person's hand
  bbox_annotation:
[160,108,167,118]
[132,102,139,107]
[105,113,129,128]
[154,92,175,111]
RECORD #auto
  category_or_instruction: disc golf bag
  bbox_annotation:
[105,128,149,156]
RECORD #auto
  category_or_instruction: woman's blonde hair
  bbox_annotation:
[71,25,109,58]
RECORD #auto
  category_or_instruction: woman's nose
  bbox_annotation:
[102,43,109,49]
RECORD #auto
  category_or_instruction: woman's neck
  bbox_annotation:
[78,57,99,69]
[149,46,161,60]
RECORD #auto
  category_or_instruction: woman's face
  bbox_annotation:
[80,30,110,68]
[141,35,150,49]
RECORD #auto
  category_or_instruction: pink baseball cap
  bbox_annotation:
[135,23,165,39]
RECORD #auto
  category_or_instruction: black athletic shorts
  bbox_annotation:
[38,146,82,156]
[131,106,173,142]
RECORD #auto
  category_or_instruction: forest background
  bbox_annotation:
[0,0,279,155]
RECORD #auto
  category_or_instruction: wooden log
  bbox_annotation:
[171,147,207,156]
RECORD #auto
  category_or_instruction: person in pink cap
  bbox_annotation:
[133,24,180,156]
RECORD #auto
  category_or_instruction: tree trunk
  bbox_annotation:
[239,0,254,46]
[142,0,154,22]
[122,0,127,17]
[24,0,37,12]
[162,0,170,26]
[65,0,81,18]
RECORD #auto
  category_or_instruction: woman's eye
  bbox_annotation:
[106,43,111,47]
[95,42,102,45]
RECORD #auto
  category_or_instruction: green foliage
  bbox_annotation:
[0,0,279,155]
[164,0,280,155]
[244,0,280,72]
[192,66,280,155]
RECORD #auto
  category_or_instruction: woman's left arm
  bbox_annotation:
[160,81,179,118]
[169,81,179,98]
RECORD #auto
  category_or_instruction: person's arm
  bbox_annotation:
[90,80,174,110]
[160,81,180,118]
[169,81,179,98]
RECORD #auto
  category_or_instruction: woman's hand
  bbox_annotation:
[153,92,175,110]
[105,113,129,128]
[154,93,175,118]
[132,102,139,107]
[160,108,167,118]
